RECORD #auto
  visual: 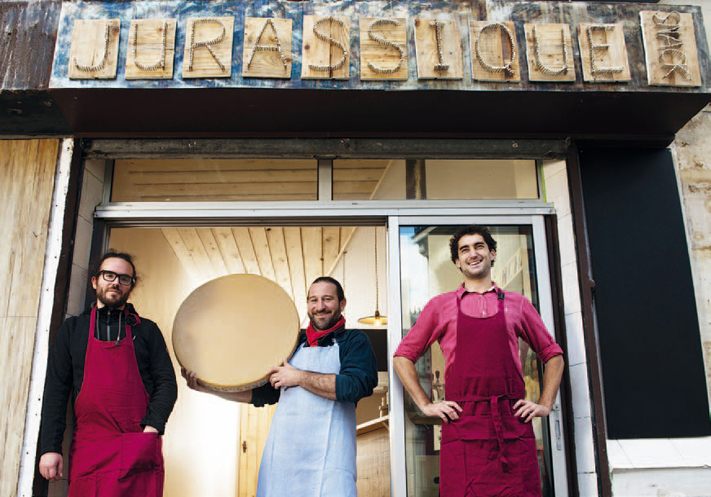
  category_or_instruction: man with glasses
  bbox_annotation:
[39,251,177,497]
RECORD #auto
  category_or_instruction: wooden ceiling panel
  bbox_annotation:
[322,227,341,278]
[232,227,261,275]
[301,227,323,291]
[177,228,217,281]
[196,228,229,277]
[212,227,246,274]
[114,159,318,202]
[283,227,308,321]
[265,227,294,300]
[333,169,383,181]
[161,224,390,329]
[162,228,202,281]
[129,169,317,184]
[249,227,276,281]
[124,159,316,172]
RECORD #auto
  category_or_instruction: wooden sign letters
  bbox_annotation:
[65,11,703,89]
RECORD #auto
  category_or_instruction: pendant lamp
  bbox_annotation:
[358,227,388,326]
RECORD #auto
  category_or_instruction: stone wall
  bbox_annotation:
[664,0,711,403]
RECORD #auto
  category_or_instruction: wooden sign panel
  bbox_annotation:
[641,11,701,87]
[242,17,292,79]
[524,23,576,82]
[126,19,177,80]
[578,24,631,83]
[470,21,520,83]
[68,19,120,80]
[359,18,408,81]
[415,17,463,80]
[183,17,234,79]
[302,15,350,80]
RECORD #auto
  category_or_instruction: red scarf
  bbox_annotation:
[306,316,346,347]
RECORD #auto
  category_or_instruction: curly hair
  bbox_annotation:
[449,226,497,265]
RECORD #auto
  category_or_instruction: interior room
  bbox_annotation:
[109,224,390,497]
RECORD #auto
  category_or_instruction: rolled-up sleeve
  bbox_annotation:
[394,297,447,363]
[517,297,564,363]
[335,331,378,404]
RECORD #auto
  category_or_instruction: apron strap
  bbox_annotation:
[490,395,509,473]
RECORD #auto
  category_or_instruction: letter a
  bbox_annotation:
[247,18,287,70]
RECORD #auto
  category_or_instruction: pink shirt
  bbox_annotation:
[394,284,563,380]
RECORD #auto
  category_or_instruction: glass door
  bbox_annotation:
[387,216,568,497]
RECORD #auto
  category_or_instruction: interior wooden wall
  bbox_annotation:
[0,139,59,497]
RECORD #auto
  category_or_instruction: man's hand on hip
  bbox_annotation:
[39,452,63,481]
[513,399,550,423]
[421,400,463,424]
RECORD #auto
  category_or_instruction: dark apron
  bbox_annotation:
[68,306,164,497]
[440,291,541,497]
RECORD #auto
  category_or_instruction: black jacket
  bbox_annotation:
[40,303,177,455]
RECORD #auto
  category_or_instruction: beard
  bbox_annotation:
[308,311,341,331]
[96,285,130,309]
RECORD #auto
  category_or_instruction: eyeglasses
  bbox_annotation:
[98,270,135,286]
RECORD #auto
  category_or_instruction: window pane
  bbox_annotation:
[333,159,538,201]
[425,160,538,199]
[333,159,406,200]
[111,159,318,202]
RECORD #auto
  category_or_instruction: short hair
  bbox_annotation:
[449,226,497,264]
[309,276,345,302]
[90,250,138,283]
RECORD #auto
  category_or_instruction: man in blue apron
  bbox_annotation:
[183,276,378,497]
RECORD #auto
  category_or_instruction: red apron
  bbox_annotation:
[440,291,541,497]
[68,306,164,497]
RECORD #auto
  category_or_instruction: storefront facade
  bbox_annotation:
[1,1,710,497]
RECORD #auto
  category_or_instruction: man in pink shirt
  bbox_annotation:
[394,225,564,497]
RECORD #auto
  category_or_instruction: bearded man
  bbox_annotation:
[39,251,177,497]
[183,276,378,497]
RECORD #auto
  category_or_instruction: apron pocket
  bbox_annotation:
[463,439,526,497]
[119,432,161,479]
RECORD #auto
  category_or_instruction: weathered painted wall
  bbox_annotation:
[0,140,59,497]
[0,1,70,135]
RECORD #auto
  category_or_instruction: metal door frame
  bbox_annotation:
[386,215,569,497]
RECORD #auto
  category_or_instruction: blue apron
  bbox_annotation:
[257,342,357,497]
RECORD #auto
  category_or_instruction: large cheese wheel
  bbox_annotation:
[172,274,300,392]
